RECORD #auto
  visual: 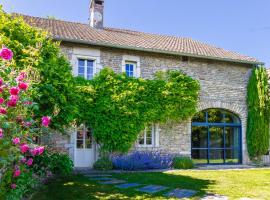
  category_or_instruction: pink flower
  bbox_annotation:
[21,157,27,163]
[20,144,29,153]
[30,148,39,156]
[37,146,45,155]
[7,99,17,107]
[0,78,3,86]
[0,47,13,60]
[16,72,27,82]
[13,169,20,177]
[18,82,28,90]
[41,116,51,127]
[0,107,7,114]
[27,158,33,166]
[9,87,20,95]
[0,128,3,138]
[23,101,32,105]
[0,98,4,104]
[11,184,16,189]
[12,137,20,145]
[22,121,32,127]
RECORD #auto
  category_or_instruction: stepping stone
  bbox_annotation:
[89,177,114,181]
[136,185,168,194]
[200,194,228,200]
[100,179,126,185]
[115,183,141,189]
[165,189,197,199]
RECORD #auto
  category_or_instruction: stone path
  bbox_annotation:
[86,174,232,199]
[136,185,169,194]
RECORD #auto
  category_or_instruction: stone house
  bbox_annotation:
[20,0,268,167]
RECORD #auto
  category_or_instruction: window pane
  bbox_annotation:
[87,60,93,67]
[192,149,208,164]
[77,140,84,149]
[209,127,223,148]
[192,126,208,148]
[209,149,224,164]
[78,59,85,67]
[77,130,84,139]
[86,130,92,148]
[225,149,239,164]
[207,109,223,123]
[85,139,92,149]
[192,111,206,122]
[138,132,144,145]
[225,127,239,148]
[129,64,134,72]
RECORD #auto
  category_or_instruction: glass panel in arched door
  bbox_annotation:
[191,108,242,165]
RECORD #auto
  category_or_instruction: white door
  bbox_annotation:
[74,126,95,168]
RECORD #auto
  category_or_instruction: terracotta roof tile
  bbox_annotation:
[17,14,261,64]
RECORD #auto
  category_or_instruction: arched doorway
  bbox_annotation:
[191,108,242,164]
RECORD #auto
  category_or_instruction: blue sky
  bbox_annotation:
[1,0,269,66]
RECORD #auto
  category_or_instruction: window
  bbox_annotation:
[76,126,92,149]
[138,124,158,147]
[78,59,95,80]
[125,62,136,77]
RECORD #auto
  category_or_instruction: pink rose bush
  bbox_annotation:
[0,46,53,196]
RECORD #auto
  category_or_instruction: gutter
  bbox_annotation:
[54,36,264,66]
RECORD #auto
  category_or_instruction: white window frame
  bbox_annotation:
[137,124,159,147]
[122,55,141,78]
[76,125,93,150]
[77,58,96,80]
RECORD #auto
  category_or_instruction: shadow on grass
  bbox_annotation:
[31,172,214,200]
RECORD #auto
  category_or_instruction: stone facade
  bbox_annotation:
[57,42,252,164]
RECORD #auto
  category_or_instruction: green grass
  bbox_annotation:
[31,169,270,200]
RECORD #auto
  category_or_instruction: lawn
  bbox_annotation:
[31,168,270,200]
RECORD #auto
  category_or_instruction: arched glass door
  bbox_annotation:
[191,109,242,164]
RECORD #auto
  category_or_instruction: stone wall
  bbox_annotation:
[60,43,252,164]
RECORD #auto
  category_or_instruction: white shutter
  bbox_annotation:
[154,124,160,147]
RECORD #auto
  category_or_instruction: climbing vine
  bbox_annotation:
[247,66,270,161]
[76,68,200,153]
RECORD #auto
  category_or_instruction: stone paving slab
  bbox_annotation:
[85,174,112,177]
[136,185,169,194]
[200,194,228,200]
[115,183,141,189]
[89,177,114,181]
[165,189,197,199]
[100,179,126,185]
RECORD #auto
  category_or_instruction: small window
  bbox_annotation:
[138,124,157,147]
[76,126,92,149]
[78,59,95,80]
[125,62,136,77]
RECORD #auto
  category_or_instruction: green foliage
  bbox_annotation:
[0,8,77,131]
[93,157,113,171]
[77,68,200,153]
[173,156,194,169]
[33,150,74,176]
[247,66,270,160]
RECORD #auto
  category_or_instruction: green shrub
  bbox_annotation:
[93,157,113,171]
[247,66,270,161]
[173,156,194,169]
[33,150,74,176]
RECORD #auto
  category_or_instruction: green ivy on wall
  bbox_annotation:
[247,66,270,161]
[76,68,200,153]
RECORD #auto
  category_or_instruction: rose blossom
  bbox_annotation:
[41,116,51,127]
[13,169,20,177]
[12,137,20,145]
[0,128,3,138]
[21,157,27,163]
[0,107,7,114]
[9,87,20,95]
[18,82,28,90]
[11,184,16,189]
[37,146,45,155]
[0,98,4,104]
[30,148,39,156]
[27,158,33,166]
[7,99,17,107]
[16,72,27,82]
[0,47,13,60]
[20,144,29,153]
[0,78,3,86]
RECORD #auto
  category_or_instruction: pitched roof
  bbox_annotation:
[18,14,262,65]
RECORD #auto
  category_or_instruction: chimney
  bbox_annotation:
[89,0,105,29]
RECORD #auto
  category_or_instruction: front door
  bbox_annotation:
[74,126,95,167]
